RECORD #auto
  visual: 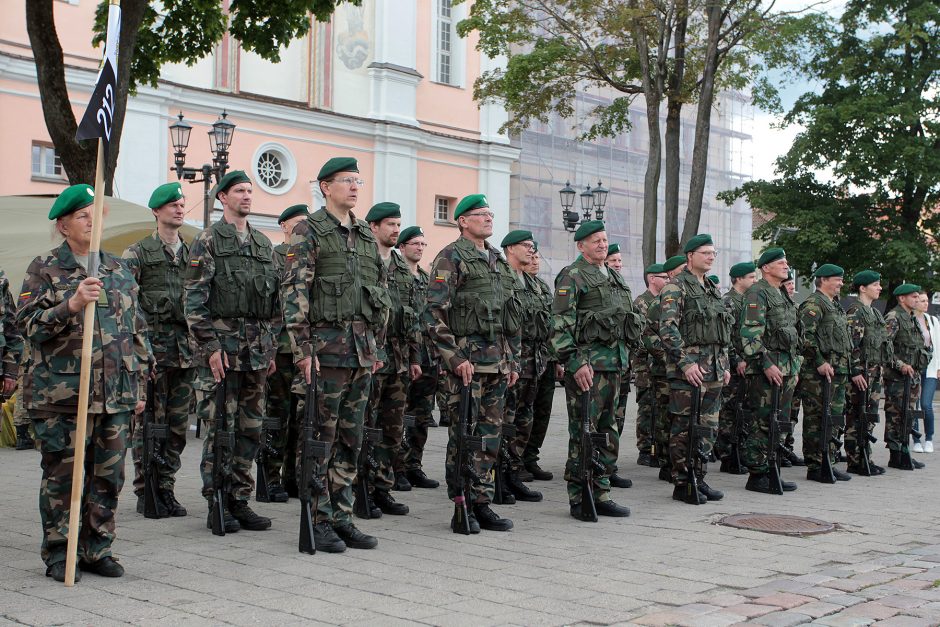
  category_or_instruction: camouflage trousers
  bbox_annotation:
[505,373,540,471]
[652,375,672,469]
[844,366,882,465]
[14,375,30,426]
[563,371,620,504]
[634,370,654,455]
[716,373,746,461]
[294,366,372,526]
[799,373,847,471]
[198,368,267,504]
[883,374,920,453]
[131,366,195,494]
[668,378,722,485]
[523,360,556,466]
[402,365,438,471]
[33,409,131,566]
[362,369,409,492]
[443,371,507,505]
[788,385,802,451]
[263,352,300,486]
[743,374,797,474]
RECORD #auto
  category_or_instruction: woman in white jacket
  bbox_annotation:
[914,294,938,453]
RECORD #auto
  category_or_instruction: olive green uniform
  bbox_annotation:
[844,300,891,468]
[883,306,931,454]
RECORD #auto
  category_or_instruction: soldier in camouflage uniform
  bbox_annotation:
[649,255,687,481]
[740,249,800,493]
[1,267,25,444]
[426,193,521,533]
[659,235,731,504]
[18,184,151,582]
[282,157,388,552]
[780,272,806,467]
[354,202,419,516]
[717,261,757,474]
[604,243,634,489]
[522,246,560,481]
[883,283,930,470]
[844,270,889,475]
[183,170,277,533]
[632,263,668,468]
[552,220,638,519]
[122,182,195,517]
[397,226,441,490]
[797,264,853,482]
[262,204,310,501]
[499,230,547,502]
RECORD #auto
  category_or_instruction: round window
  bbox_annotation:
[257,151,283,188]
[251,143,296,195]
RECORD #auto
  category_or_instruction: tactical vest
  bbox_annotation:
[891,307,931,370]
[208,223,277,319]
[853,304,891,364]
[675,272,731,345]
[762,283,800,351]
[519,272,552,342]
[136,236,188,328]
[575,265,632,346]
[385,254,419,338]
[449,239,521,340]
[808,293,852,356]
[307,211,390,327]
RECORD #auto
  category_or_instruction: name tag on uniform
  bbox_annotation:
[97,289,109,308]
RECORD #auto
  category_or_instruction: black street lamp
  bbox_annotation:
[560,179,610,236]
[169,110,236,228]
[591,180,608,221]
[559,181,579,232]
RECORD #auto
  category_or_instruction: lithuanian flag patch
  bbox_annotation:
[19,291,31,301]
[190,259,201,267]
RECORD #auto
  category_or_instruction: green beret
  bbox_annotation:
[215,170,251,198]
[663,255,686,272]
[454,194,489,219]
[317,157,359,181]
[148,182,183,209]
[813,263,844,278]
[501,229,534,248]
[49,184,95,220]
[784,271,795,283]
[365,202,401,223]
[852,270,881,287]
[707,275,719,285]
[729,262,757,278]
[607,243,621,257]
[278,204,309,224]
[396,226,424,246]
[757,248,786,267]
[683,233,713,254]
[645,263,665,274]
[532,241,539,252]
[573,220,605,242]
[893,283,921,297]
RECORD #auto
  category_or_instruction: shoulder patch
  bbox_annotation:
[190,259,201,267]
[19,291,31,301]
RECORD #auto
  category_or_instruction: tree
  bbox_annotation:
[725,0,940,295]
[458,0,810,264]
[26,0,358,194]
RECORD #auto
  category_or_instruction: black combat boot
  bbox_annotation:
[206,503,241,533]
[406,468,440,489]
[785,449,806,466]
[228,500,272,530]
[609,473,633,488]
[313,521,347,553]
[266,483,289,503]
[524,461,553,481]
[46,561,80,583]
[637,452,653,467]
[870,463,886,475]
[393,471,412,491]
[745,473,772,493]
[507,471,542,502]
[912,457,926,469]
[658,466,672,482]
[473,504,514,531]
[373,489,409,515]
[78,556,124,578]
[672,483,707,504]
[595,500,631,517]
[15,424,34,450]
[450,509,480,534]
[887,449,905,470]
[697,479,723,501]
[832,468,852,481]
[334,523,378,549]
[159,489,188,516]
[354,492,383,519]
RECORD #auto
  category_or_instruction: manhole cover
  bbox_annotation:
[719,513,835,536]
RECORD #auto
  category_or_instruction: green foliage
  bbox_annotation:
[93,0,359,92]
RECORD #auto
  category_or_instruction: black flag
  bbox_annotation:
[75,2,121,156]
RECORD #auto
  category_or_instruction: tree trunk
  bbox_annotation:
[663,0,688,258]
[682,0,721,245]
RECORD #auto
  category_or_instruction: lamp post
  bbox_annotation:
[559,179,609,236]
[169,111,237,228]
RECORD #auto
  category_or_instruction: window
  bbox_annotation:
[31,142,64,180]
[437,0,453,84]
[251,142,297,195]
[435,196,452,223]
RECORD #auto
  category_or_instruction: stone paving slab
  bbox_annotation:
[2,387,940,625]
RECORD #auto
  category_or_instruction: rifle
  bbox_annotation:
[141,375,169,519]
[577,390,609,522]
[890,375,923,470]
[299,371,332,554]
[852,361,880,475]
[352,419,382,519]
[682,386,713,504]
[255,414,282,503]
[210,373,234,536]
[767,383,792,495]
[452,383,483,534]
[493,423,516,505]
[726,376,749,474]
[818,377,842,483]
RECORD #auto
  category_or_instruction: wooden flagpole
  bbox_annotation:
[64,137,106,587]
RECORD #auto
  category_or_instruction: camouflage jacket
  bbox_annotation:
[644,294,667,378]
[0,269,24,380]
[846,300,892,376]
[272,243,292,355]
[741,279,802,376]
[884,305,931,378]
[513,269,551,379]
[412,266,438,367]
[122,231,193,369]
[550,257,634,373]
[425,236,521,375]
[183,217,277,371]
[17,242,152,413]
[723,287,747,369]
[659,268,731,381]
[376,250,421,375]
[532,273,555,366]
[631,289,655,375]
[798,291,852,375]
[281,208,387,370]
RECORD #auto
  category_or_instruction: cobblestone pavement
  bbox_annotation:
[1,387,938,626]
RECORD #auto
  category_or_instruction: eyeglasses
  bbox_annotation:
[694,250,718,258]
[329,177,365,186]
[651,274,670,280]
[403,241,427,247]
[515,242,535,251]
[462,211,495,219]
